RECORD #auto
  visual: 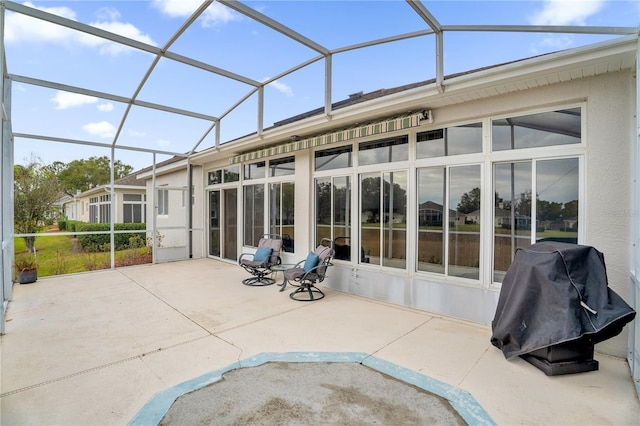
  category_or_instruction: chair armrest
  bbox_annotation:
[238,252,254,264]
[300,262,332,280]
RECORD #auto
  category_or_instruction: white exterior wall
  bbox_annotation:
[190,69,634,358]
[331,70,633,358]
[146,169,192,260]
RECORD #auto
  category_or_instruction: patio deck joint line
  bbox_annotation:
[0,335,212,398]
[128,351,496,426]
[0,354,140,398]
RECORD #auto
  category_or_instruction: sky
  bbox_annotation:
[5,0,640,172]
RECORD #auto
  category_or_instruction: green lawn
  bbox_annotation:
[14,231,152,279]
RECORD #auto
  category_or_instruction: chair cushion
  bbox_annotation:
[303,251,320,272]
[284,268,305,280]
[253,247,273,263]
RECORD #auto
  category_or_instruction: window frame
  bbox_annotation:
[241,156,296,250]
[157,189,169,216]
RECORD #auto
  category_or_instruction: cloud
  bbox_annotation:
[268,80,294,97]
[128,129,146,137]
[157,139,171,147]
[5,2,79,45]
[528,0,606,54]
[85,21,156,55]
[97,102,114,112]
[151,0,240,27]
[6,1,157,55]
[531,35,575,54]
[529,0,605,26]
[51,92,98,110]
[83,121,116,138]
[96,7,121,22]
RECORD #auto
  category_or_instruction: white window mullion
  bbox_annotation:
[443,167,450,276]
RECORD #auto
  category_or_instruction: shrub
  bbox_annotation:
[65,220,82,232]
[58,220,67,231]
[76,223,147,252]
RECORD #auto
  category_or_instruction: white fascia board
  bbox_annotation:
[440,35,637,95]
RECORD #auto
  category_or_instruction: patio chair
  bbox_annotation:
[238,234,283,286]
[283,239,334,301]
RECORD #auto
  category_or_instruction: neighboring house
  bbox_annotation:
[62,172,147,224]
[492,207,531,229]
[135,37,636,360]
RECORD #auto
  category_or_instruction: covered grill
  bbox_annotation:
[491,242,636,375]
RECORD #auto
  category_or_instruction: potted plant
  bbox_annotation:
[15,255,37,284]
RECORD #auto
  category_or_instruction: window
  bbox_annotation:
[416,123,482,158]
[269,157,295,177]
[89,196,98,223]
[208,170,222,185]
[89,195,111,223]
[243,184,264,246]
[269,182,295,251]
[492,158,579,282]
[492,108,581,151]
[99,194,110,224]
[417,165,481,279]
[244,161,265,180]
[224,166,240,182]
[491,107,582,282]
[316,176,351,257]
[157,189,169,215]
[358,136,408,166]
[360,171,407,268]
[315,146,352,171]
[123,193,145,223]
[208,166,240,185]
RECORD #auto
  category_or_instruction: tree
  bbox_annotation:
[457,187,481,214]
[58,156,134,194]
[14,156,62,253]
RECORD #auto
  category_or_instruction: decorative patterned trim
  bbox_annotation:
[231,112,427,164]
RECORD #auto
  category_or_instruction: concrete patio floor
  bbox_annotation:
[1,258,639,425]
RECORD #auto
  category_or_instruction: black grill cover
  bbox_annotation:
[491,242,636,359]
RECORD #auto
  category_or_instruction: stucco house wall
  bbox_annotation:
[148,56,636,359]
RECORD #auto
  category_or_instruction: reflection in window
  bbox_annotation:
[224,166,240,182]
[416,123,482,158]
[315,146,352,171]
[416,166,481,279]
[243,184,264,246]
[244,161,265,180]
[209,166,240,185]
[492,108,581,151]
[270,182,295,252]
[358,136,408,166]
[492,158,579,283]
[316,177,352,258]
[450,166,481,279]
[360,171,407,268]
[270,157,295,177]
[493,162,532,282]
[208,170,222,185]
[417,168,445,274]
[536,158,579,243]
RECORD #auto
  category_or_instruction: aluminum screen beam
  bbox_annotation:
[9,74,219,122]
[12,133,188,158]
[218,0,329,56]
